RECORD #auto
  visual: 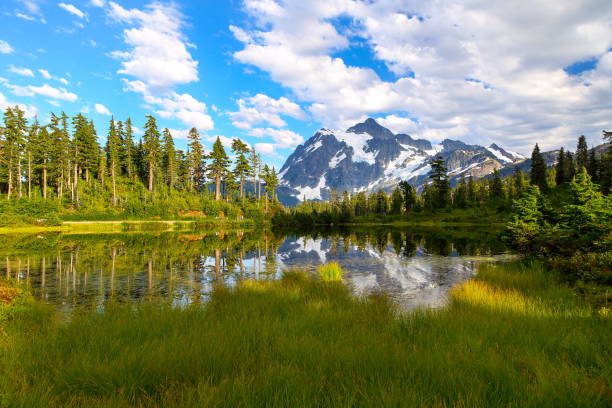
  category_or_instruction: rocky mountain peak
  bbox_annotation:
[277,119,526,206]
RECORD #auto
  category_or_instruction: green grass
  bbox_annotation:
[0,261,610,407]
[317,262,344,281]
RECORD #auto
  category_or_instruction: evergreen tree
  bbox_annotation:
[564,150,575,183]
[489,168,504,199]
[512,168,525,198]
[207,137,230,201]
[467,175,476,204]
[428,156,450,208]
[390,187,403,215]
[587,149,599,185]
[375,189,388,215]
[142,115,161,193]
[453,175,468,208]
[162,128,177,189]
[529,143,548,192]
[31,125,52,199]
[231,138,251,199]
[224,170,238,201]
[354,191,367,216]
[106,117,121,205]
[575,135,589,170]
[122,118,136,180]
[398,181,416,214]
[555,147,566,186]
[25,118,38,198]
[187,128,204,192]
[1,107,27,199]
[72,114,98,183]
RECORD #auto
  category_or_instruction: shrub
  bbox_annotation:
[317,262,344,281]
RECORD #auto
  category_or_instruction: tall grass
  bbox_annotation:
[0,262,610,407]
[317,262,344,281]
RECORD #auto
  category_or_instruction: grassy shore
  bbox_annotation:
[1,261,610,407]
[0,218,264,235]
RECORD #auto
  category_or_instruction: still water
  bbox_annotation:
[1,226,511,311]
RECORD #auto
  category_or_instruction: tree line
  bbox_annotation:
[0,106,280,211]
[274,132,611,225]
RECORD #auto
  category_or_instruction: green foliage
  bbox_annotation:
[530,143,548,192]
[317,262,344,281]
[0,261,609,407]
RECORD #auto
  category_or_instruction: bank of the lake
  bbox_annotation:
[0,218,265,235]
[1,260,609,407]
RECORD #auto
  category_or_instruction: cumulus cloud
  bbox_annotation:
[249,127,303,149]
[5,81,78,102]
[90,0,106,7]
[229,93,306,129]
[95,103,111,115]
[9,66,34,77]
[106,1,213,131]
[0,40,13,54]
[231,0,612,153]
[0,91,38,118]
[59,3,86,19]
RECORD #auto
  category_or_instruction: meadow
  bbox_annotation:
[1,260,609,407]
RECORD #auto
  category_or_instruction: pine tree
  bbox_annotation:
[530,143,548,192]
[249,148,261,201]
[224,170,238,201]
[555,147,566,186]
[106,117,121,205]
[575,135,588,171]
[162,128,177,189]
[142,115,161,193]
[31,125,52,199]
[398,181,416,214]
[207,137,230,201]
[467,175,476,204]
[564,150,575,183]
[2,107,27,199]
[428,156,450,208]
[187,128,204,192]
[122,118,136,180]
[453,175,467,208]
[72,114,99,183]
[489,168,504,199]
[25,118,38,198]
[231,138,251,199]
[512,168,525,197]
[390,187,403,215]
[587,149,599,185]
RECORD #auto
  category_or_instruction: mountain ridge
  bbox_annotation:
[276,118,546,205]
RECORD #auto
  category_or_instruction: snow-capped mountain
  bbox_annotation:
[277,118,525,204]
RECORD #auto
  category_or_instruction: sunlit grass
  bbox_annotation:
[0,261,609,407]
[317,262,344,281]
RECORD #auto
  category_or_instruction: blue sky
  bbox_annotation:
[1,0,611,168]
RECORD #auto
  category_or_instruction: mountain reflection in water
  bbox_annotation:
[1,226,510,311]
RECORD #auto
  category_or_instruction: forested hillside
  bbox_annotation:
[0,106,280,224]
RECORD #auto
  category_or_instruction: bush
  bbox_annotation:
[317,262,344,281]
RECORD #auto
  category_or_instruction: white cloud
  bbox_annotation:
[229,93,306,129]
[9,66,34,77]
[254,142,276,155]
[232,0,612,153]
[106,2,213,131]
[248,127,304,154]
[3,79,78,102]
[59,3,86,19]
[0,40,13,54]
[80,105,90,114]
[166,128,190,140]
[90,0,106,7]
[94,103,111,115]
[38,69,51,79]
[0,91,38,118]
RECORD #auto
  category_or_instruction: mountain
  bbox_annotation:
[277,118,525,205]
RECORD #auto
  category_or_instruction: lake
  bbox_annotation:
[0,226,512,311]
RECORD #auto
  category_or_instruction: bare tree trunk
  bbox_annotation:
[7,167,12,200]
[17,161,22,198]
[73,164,78,203]
[27,152,31,199]
[42,166,47,199]
[112,164,117,206]
[148,166,153,193]
[215,174,221,201]
[240,178,244,200]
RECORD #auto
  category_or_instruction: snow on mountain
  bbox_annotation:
[277,118,526,205]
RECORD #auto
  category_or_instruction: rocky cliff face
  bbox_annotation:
[277,118,525,205]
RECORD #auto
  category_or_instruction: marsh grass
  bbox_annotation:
[317,262,344,281]
[0,262,610,407]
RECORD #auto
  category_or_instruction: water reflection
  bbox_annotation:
[1,226,509,311]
